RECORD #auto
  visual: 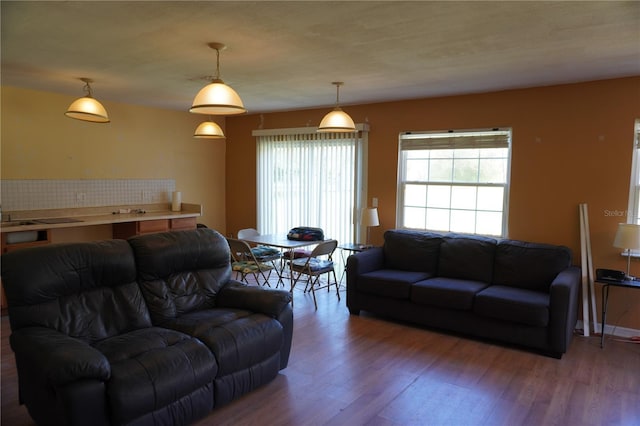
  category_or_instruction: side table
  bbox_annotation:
[596,277,640,348]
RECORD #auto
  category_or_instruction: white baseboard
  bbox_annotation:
[576,320,640,338]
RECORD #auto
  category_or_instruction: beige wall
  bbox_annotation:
[1,85,226,234]
[225,77,640,331]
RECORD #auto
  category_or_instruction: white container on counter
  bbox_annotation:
[171,191,182,212]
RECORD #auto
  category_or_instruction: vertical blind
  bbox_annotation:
[254,128,366,245]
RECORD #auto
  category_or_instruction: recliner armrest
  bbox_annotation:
[10,327,110,386]
[217,280,292,317]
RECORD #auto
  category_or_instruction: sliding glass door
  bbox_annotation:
[254,126,368,245]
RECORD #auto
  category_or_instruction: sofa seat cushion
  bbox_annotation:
[411,277,489,310]
[93,327,217,425]
[473,286,550,327]
[164,308,283,377]
[358,269,433,299]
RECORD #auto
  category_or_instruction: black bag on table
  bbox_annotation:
[287,227,324,241]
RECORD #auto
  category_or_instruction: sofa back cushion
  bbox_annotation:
[493,239,572,292]
[129,228,232,324]
[1,240,150,343]
[383,230,443,273]
[438,234,497,283]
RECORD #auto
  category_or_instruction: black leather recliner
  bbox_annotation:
[1,228,293,425]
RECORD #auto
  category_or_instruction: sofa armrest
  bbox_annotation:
[345,247,385,314]
[217,280,292,317]
[346,247,385,276]
[548,266,581,353]
[10,327,110,386]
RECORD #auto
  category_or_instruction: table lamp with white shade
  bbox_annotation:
[361,207,379,246]
[613,223,640,279]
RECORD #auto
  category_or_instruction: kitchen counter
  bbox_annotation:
[0,203,202,233]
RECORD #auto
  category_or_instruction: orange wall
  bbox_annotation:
[226,77,640,330]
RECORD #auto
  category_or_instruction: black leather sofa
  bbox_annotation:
[346,229,580,358]
[1,228,293,426]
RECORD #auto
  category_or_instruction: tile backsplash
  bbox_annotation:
[1,179,176,211]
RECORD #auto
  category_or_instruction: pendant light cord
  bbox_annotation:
[215,48,221,80]
[83,80,94,98]
[333,82,344,109]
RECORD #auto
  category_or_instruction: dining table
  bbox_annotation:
[238,233,326,295]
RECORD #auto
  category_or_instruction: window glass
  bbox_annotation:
[626,120,640,225]
[397,129,511,237]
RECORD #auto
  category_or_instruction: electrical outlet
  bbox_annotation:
[76,192,86,203]
[142,191,152,202]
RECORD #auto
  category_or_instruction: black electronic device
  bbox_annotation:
[596,268,627,282]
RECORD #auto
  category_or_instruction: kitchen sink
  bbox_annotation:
[32,217,83,224]
[1,217,84,228]
[1,220,38,227]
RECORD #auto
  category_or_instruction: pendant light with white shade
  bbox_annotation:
[193,119,225,139]
[190,42,246,116]
[65,78,110,123]
[317,81,356,132]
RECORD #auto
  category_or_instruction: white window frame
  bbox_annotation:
[252,124,369,244]
[396,128,512,237]
[626,120,640,225]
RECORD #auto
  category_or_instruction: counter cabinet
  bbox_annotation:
[113,217,197,239]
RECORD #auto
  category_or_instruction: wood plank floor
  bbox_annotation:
[2,279,639,426]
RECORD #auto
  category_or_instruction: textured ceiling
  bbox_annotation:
[2,1,639,113]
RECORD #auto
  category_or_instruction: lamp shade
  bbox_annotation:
[317,108,356,132]
[613,223,640,250]
[190,79,246,115]
[361,207,380,227]
[193,121,225,139]
[317,82,356,133]
[65,96,110,123]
